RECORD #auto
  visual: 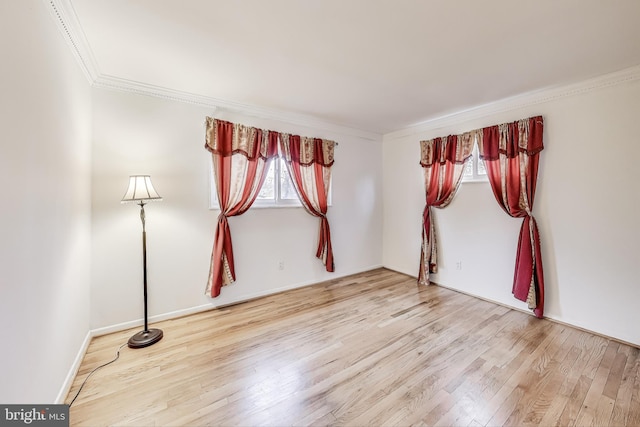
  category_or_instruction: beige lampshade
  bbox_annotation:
[121,175,162,203]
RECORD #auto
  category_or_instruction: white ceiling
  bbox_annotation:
[69,0,640,134]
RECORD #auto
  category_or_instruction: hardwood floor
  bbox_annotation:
[66,269,640,426]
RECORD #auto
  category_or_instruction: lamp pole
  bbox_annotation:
[140,201,149,333]
[121,175,163,349]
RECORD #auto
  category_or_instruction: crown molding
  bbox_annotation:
[44,0,99,82]
[43,0,381,142]
[384,64,640,141]
[45,0,640,143]
[93,74,382,141]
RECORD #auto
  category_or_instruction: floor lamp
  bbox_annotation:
[121,175,164,348]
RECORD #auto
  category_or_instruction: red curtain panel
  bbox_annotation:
[280,134,336,272]
[418,133,475,285]
[479,116,545,317]
[204,118,278,297]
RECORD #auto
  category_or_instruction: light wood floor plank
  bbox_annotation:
[610,347,639,426]
[66,269,640,426]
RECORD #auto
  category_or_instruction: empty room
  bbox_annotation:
[1,0,639,426]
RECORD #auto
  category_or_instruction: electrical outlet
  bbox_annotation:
[278,261,285,271]
[456,261,462,270]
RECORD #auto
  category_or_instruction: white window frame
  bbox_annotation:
[253,158,301,208]
[462,143,488,183]
[208,157,332,210]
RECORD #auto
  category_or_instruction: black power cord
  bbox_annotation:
[68,342,128,407]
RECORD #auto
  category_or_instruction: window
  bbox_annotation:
[254,158,301,207]
[462,143,487,182]
[209,158,311,209]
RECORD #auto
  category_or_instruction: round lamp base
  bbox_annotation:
[128,328,163,348]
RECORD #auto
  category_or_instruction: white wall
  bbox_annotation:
[90,88,383,330]
[383,75,640,345]
[5,2,637,405]
[0,0,92,403]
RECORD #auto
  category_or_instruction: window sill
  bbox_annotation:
[461,178,489,184]
[209,202,332,210]
[245,203,303,210]
[209,204,300,211]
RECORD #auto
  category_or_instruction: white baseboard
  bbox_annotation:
[383,264,640,349]
[90,303,215,337]
[59,262,637,404]
[381,265,419,279]
[92,264,384,337]
[207,264,386,310]
[56,330,92,404]
[59,263,385,403]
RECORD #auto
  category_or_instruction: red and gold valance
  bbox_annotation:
[280,134,335,167]
[204,117,279,160]
[478,116,544,161]
[420,132,475,167]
